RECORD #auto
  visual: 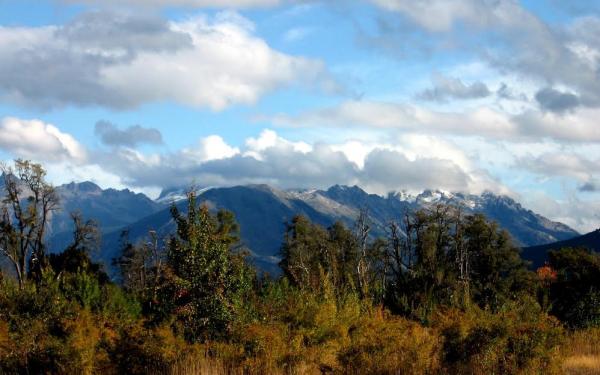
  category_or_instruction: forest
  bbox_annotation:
[0,160,599,374]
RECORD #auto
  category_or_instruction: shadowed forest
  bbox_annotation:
[1,160,600,374]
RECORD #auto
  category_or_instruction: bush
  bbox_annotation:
[338,308,441,374]
[111,323,197,374]
[438,299,564,374]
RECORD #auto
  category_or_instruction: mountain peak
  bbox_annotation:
[327,184,367,195]
[61,181,102,194]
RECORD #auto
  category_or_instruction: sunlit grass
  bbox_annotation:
[563,328,600,375]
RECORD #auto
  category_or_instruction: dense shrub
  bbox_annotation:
[338,309,441,374]
[548,248,600,328]
[438,299,564,374]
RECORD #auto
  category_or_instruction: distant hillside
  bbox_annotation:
[521,229,600,268]
[47,181,165,251]
[54,181,164,233]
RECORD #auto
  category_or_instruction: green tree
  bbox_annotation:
[165,190,252,342]
[464,214,532,310]
[548,248,600,328]
[385,206,532,319]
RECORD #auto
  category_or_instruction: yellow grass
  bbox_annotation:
[563,355,600,374]
[563,328,600,375]
[168,356,316,375]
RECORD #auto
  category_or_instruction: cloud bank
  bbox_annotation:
[0,11,331,110]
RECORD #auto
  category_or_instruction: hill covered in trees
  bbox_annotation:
[0,160,597,374]
[523,229,600,268]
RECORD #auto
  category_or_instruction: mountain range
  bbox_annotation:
[38,181,581,275]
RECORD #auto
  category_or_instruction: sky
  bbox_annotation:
[1,0,600,232]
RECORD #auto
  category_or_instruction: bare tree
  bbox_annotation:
[0,160,59,288]
[452,206,471,306]
[354,208,371,298]
[67,212,100,253]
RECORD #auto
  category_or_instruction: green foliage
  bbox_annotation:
[280,215,384,300]
[385,208,533,320]
[60,270,102,310]
[165,191,253,342]
[0,275,72,373]
[548,248,600,328]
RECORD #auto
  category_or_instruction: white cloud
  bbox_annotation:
[0,117,586,229]
[0,11,332,110]
[518,153,595,181]
[330,141,372,168]
[266,99,600,143]
[514,108,600,142]
[0,118,87,163]
[369,0,600,113]
[182,135,240,162]
[369,0,475,32]
[245,129,312,159]
[88,128,499,197]
[266,100,514,138]
[523,191,600,233]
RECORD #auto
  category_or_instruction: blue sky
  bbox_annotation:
[1,0,600,232]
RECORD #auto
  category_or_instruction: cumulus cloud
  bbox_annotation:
[181,136,240,162]
[0,118,87,163]
[517,152,597,182]
[95,121,163,147]
[513,108,600,142]
[368,1,600,112]
[418,74,491,102]
[523,191,600,233]
[0,11,332,110]
[535,87,580,113]
[516,150,600,203]
[86,128,495,195]
[362,149,471,192]
[57,11,193,54]
[244,129,312,159]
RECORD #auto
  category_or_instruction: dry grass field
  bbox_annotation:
[563,329,600,375]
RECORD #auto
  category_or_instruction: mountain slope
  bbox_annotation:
[47,181,165,251]
[99,185,335,274]
[93,184,579,275]
[308,186,578,247]
[54,182,164,233]
[522,229,600,268]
